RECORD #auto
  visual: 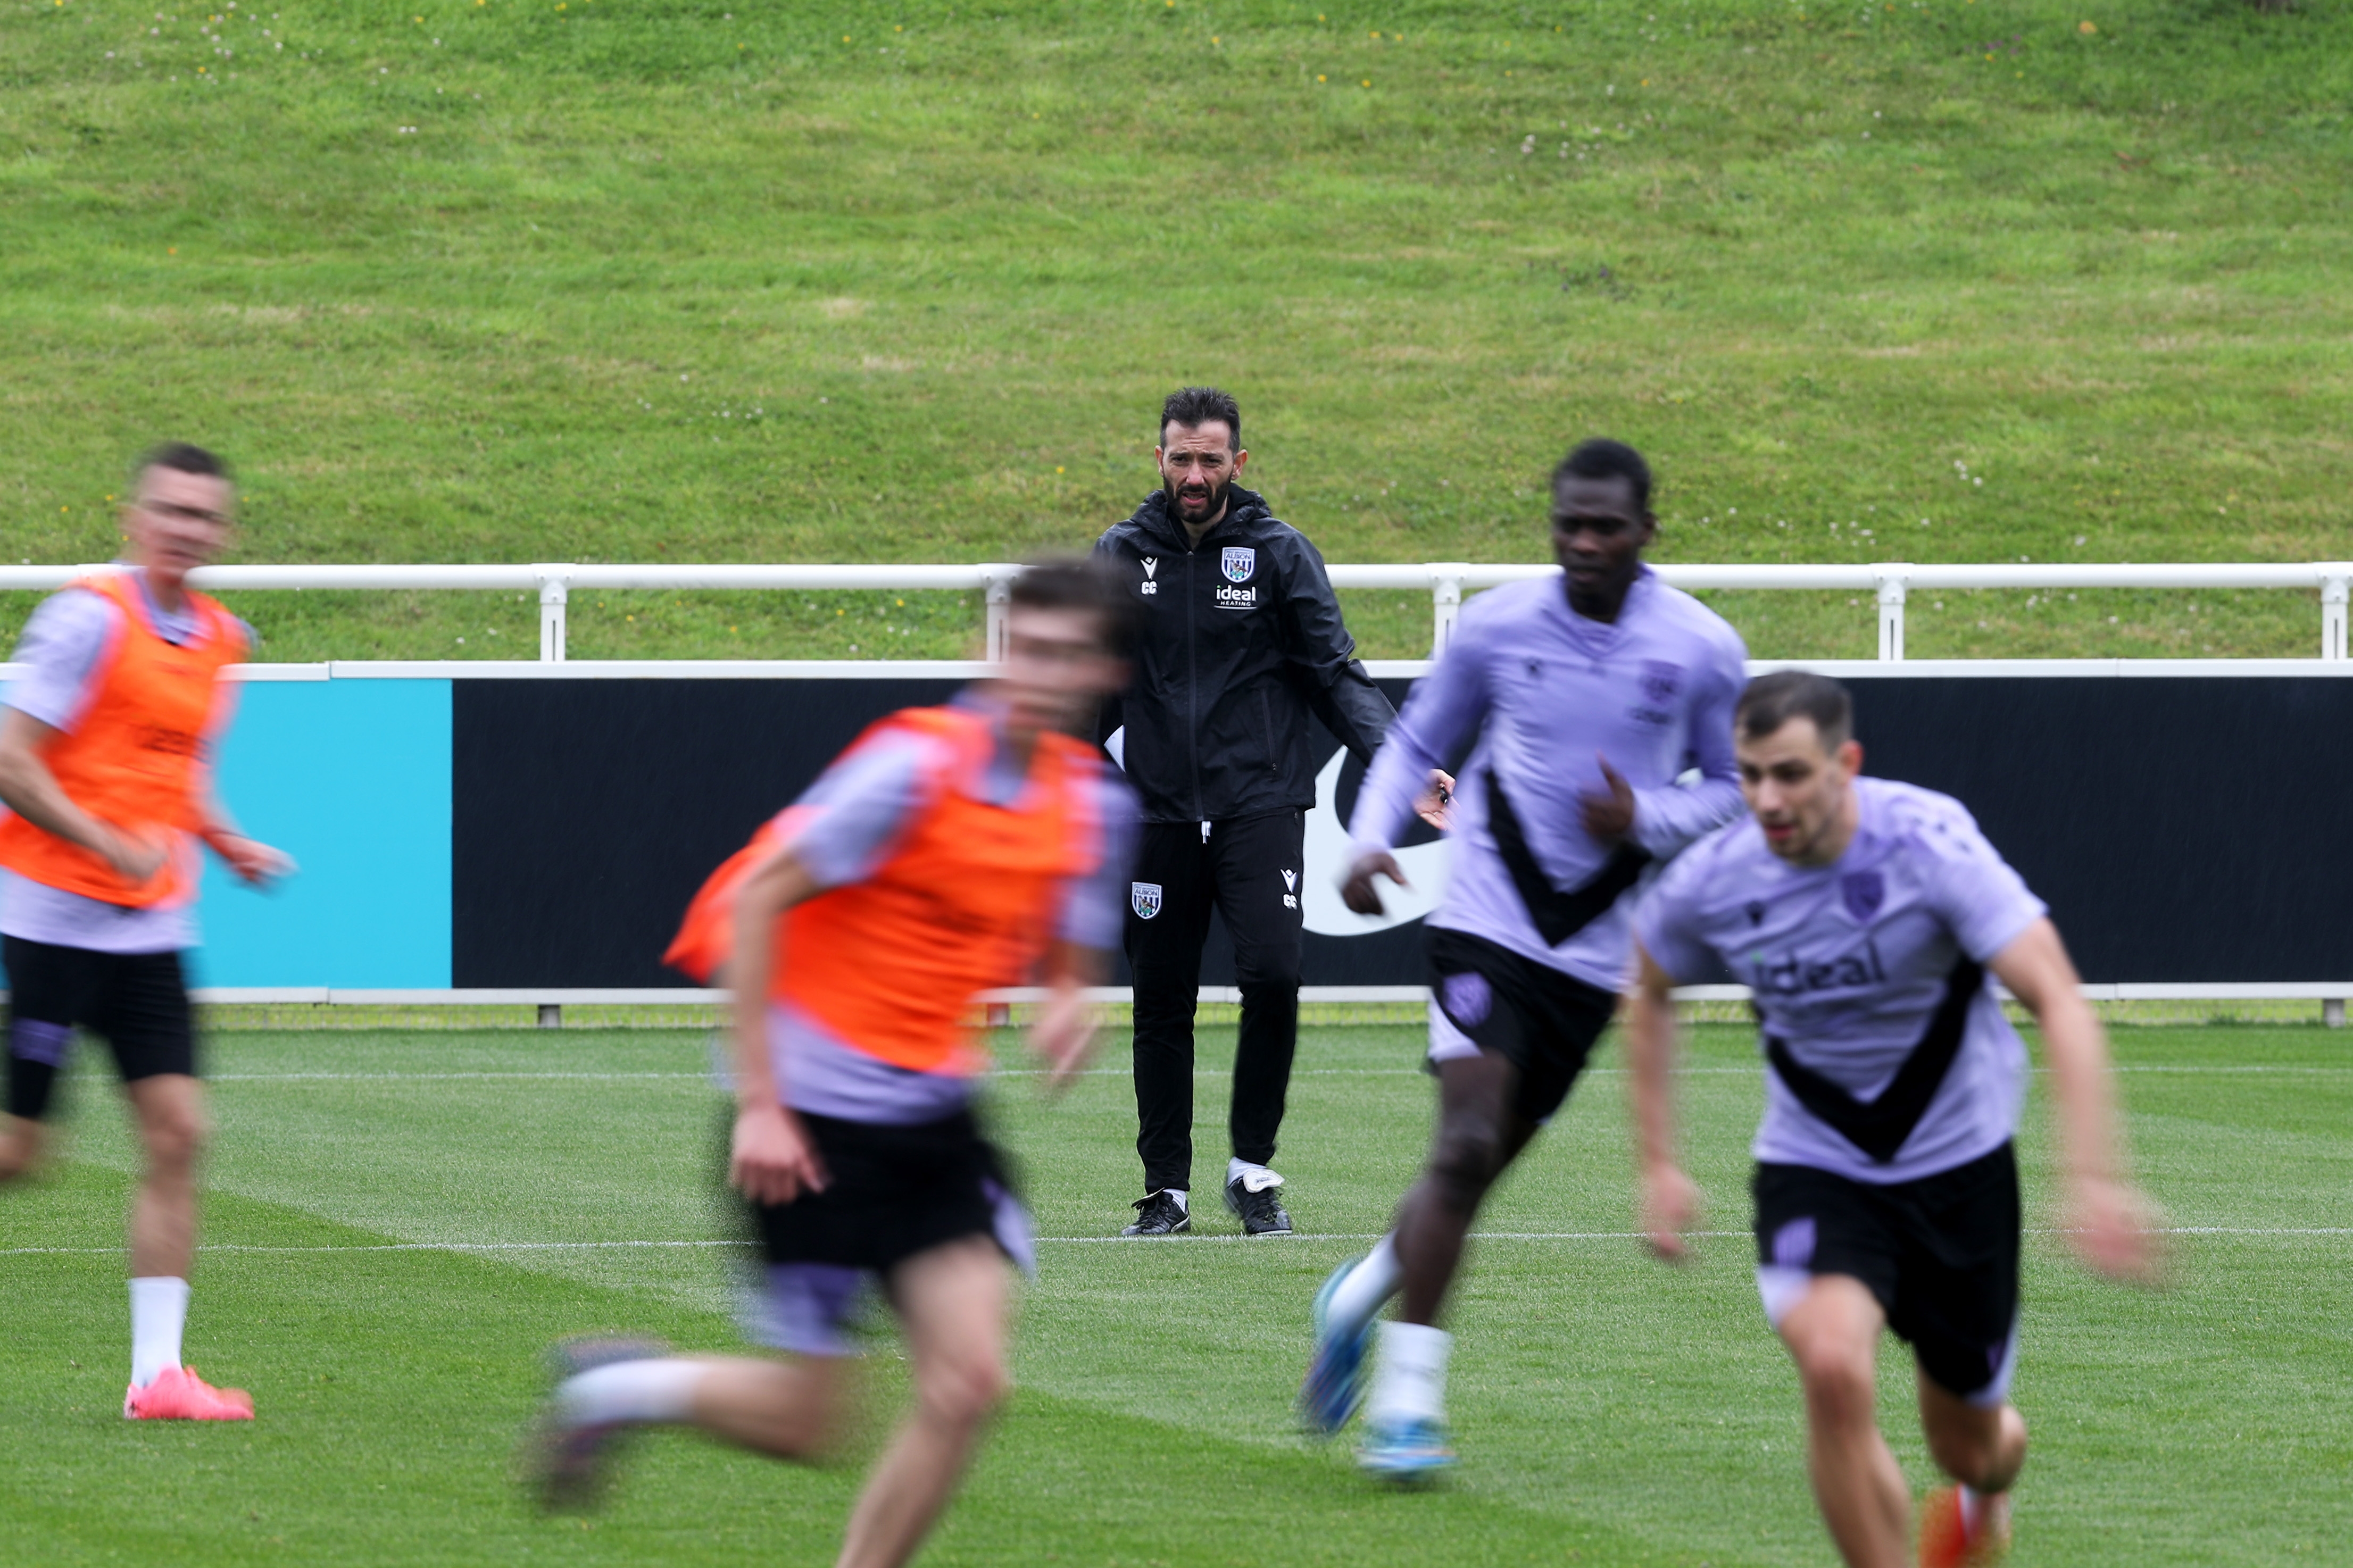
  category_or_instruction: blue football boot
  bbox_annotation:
[1357,1415,1457,1482]
[1298,1255,1375,1437]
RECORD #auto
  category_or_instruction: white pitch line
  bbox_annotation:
[209,1071,714,1082]
[0,1239,750,1257]
[5,1225,2346,1259]
[199,1064,2353,1084]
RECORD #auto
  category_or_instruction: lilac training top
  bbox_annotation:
[765,689,1137,1126]
[1,573,234,955]
[1348,569,1749,992]
[1633,776,2049,1184]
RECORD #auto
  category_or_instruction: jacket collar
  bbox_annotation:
[1128,485,1268,552]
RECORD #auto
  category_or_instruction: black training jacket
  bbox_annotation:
[1095,486,1395,825]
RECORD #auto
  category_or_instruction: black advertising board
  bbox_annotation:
[450,674,2353,989]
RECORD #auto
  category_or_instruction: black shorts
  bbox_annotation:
[749,1107,1021,1276]
[1752,1143,2022,1403]
[5,935,196,1121]
[1425,927,1619,1125]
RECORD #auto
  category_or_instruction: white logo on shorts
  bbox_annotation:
[1281,869,1297,891]
[1132,882,1163,920]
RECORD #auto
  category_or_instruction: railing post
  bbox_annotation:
[534,566,572,663]
[981,564,1018,662]
[1429,564,1466,656]
[2321,567,2349,662]
[1874,566,1909,661]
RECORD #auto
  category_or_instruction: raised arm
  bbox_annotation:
[1987,918,2161,1283]
[1628,940,1700,1260]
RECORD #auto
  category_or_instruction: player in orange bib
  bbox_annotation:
[527,559,1137,1568]
[0,444,293,1421]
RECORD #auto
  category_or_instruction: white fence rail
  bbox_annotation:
[3,561,2348,662]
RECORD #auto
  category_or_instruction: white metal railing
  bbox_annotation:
[2,561,2347,663]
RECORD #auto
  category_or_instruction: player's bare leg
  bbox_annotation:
[1919,1371,2025,1495]
[117,1072,251,1418]
[1393,1053,1540,1325]
[837,1236,1010,1568]
[125,1074,205,1279]
[1779,1275,1908,1568]
[0,1114,45,1181]
[1915,1371,2024,1563]
[1336,1053,1543,1478]
[680,1355,848,1460]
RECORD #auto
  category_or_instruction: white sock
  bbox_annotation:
[129,1277,189,1388]
[557,1358,710,1427]
[1226,1157,1283,1191]
[1325,1233,1402,1334]
[1156,1188,1189,1214]
[1366,1321,1451,1428]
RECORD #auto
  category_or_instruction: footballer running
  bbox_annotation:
[525,560,1137,1568]
[1627,670,2159,1567]
[1300,439,1749,1478]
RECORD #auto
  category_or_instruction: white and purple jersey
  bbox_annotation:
[1348,569,1748,992]
[1634,777,2049,1185]
[766,689,1137,1127]
[0,572,238,955]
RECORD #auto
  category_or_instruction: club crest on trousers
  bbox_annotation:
[1132,882,1163,920]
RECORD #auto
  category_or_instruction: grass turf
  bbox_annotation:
[2,2,2348,663]
[2,1021,2346,1564]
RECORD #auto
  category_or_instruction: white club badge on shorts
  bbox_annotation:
[1132,882,1163,920]
[1220,546,1256,583]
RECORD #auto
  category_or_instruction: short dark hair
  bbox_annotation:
[1010,556,1137,661]
[136,442,231,485]
[1735,670,1853,750]
[1159,386,1241,451]
[1552,438,1651,513]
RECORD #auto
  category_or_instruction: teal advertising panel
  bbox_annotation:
[192,679,452,989]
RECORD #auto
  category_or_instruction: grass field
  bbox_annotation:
[3,1,2349,663]
[2,1020,2346,1565]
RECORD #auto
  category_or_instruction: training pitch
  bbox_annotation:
[1,1020,2343,1564]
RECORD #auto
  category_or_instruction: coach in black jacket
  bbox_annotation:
[1096,387,1395,1238]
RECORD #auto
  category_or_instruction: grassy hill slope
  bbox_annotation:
[1,0,2345,660]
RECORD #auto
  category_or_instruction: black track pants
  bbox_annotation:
[1125,810,1305,1196]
